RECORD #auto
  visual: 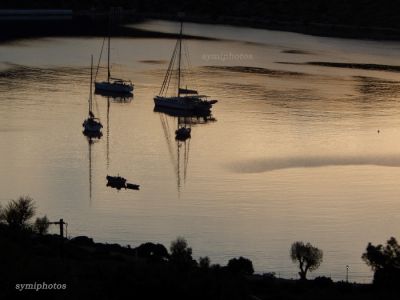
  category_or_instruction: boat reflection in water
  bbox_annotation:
[94,89,133,101]
[84,134,101,203]
[103,96,139,191]
[106,175,140,190]
[155,106,216,194]
[104,95,133,170]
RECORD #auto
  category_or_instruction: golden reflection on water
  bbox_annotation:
[1,22,400,282]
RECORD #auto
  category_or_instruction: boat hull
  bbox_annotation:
[95,81,134,94]
[154,96,195,110]
[154,96,213,112]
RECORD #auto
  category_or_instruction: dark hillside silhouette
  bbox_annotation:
[2,1,400,39]
[1,198,399,299]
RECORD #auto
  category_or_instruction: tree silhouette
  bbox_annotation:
[169,237,196,269]
[227,257,254,275]
[362,237,400,270]
[290,241,323,280]
[362,237,400,286]
[34,215,50,235]
[135,242,169,262]
[199,256,210,269]
[0,196,36,229]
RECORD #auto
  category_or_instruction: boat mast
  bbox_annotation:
[89,55,93,115]
[177,21,183,98]
[107,15,111,83]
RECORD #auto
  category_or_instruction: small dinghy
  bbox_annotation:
[106,175,127,190]
[106,175,140,191]
[126,183,140,190]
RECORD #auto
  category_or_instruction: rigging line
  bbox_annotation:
[159,115,178,177]
[106,98,110,170]
[94,94,100,119]
[160,52,173,95]
[184,40,198,90]
[183,140,187,183]
[164,48,177,96]
[160,40,179,95]
[184,138,190,183]
[95,36,106,81]
[184,42,191,84]
[107,14,112,82]
[165,41,179,96]
[177,21,183,97]
[181,40,189,87]
[164,33,179,93]
[177,140,181,192]
[89,57,93,113]
[88,138,92,204]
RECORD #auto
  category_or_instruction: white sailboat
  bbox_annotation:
[154,21,217,112]
[95,24,133,94]
[83,55,103,135]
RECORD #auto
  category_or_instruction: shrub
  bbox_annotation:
[227,256,254,275]
[1,196,36,229]
[199,256,210,269]
[34,215,50,235]
[169,237,197,269]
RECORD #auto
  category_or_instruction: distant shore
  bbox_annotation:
[1,9,400,42]
[139,12,400,41]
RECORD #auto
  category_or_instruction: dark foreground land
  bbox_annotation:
[0,224,397,300]
[2,0,400,40]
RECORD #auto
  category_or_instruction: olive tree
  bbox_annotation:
[290,241,323,280]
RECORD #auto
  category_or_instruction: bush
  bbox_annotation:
[314,276,333,287]
[34,215,50,235]
[135,242,169,261]
[1,196,36,229]
[199,256,210,269]
[227,257,254,275]
[362,237,400,287]
[169,237,197,269]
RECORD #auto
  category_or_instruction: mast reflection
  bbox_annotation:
[155,107,216,195]
[83,131,102,204]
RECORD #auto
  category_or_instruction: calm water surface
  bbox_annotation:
[2,20,400,282]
